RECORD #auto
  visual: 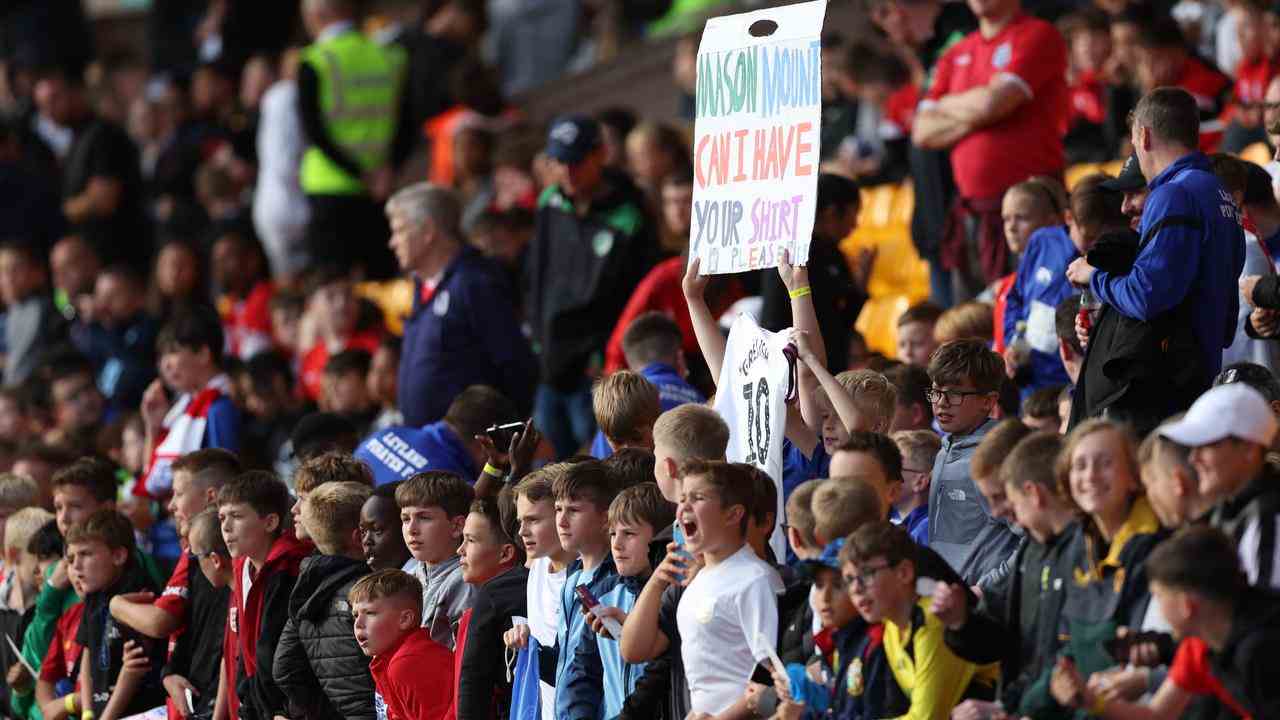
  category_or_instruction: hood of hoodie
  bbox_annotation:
[291,553,371,621]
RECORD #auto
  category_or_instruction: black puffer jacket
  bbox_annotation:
[273,554,375,720]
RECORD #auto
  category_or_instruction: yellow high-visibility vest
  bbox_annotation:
[300,30,406,195]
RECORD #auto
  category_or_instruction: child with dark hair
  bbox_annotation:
[602,447,656,490]
[361,483,412,572]
[218,470,312,720]
[299,265,383,402]
[1023,384,1067,432]
[454,494,528,719]
[842,522,999,716]
[142,307,241,497]
[322,348,377,430]
[926,339,1006,576]
[368,337,403,432]
[67,510,168,719]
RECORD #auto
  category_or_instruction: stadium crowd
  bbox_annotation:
[0,0,1278,719]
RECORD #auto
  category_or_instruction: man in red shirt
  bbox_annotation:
[1134,15,1231,152]
[212,233,275,362]
[912,0,1069,302]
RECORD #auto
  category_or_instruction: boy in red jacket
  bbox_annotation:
[218,470,312,720]
[352,569,453,720]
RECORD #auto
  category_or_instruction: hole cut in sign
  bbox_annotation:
[748,19,779,37]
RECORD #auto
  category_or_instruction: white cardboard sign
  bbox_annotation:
[690,0,827,275]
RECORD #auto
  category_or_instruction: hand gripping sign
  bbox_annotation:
[690,0,827,275]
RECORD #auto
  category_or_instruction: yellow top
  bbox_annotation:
[882,596,1001,720]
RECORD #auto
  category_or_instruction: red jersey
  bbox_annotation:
[155,552,189,625]
[883,83,920,137]
[926,13,1069,199]
[299,327,383,401]
[1234,56,1275,105]
[1172,56,1231,151]
[39,602,84,684]
[991,272,1016,353]
[369,628,454,720]
[1169,637,1251,718]
[220,280,275,361]
[1069,69,1107,126]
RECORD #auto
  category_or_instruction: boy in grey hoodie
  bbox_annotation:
[925,340,1019,584]
[395,471,474,649]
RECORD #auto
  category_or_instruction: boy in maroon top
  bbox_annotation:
[912,0,1069,301]
[352,569,453,720]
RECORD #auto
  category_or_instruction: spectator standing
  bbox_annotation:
[388,184,535,428]
[253,49,311,282]
[32,69,148,273]
[297,0,410,279]
[525,116,658,458]
[912,0,1069,302]
[1068,87,1246,400]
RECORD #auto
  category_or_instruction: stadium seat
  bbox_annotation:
[841,181,931,356]
[356,278,414,336]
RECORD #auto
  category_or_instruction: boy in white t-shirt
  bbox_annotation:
[676,459,783,716]
[503,466,576,720]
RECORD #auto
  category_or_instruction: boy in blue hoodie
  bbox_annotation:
[566,482,675,719]
[552,460,625,719]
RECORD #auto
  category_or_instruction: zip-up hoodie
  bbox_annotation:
[564,572,648,720]
[232,532,313,720]
[456,563,529,720]
[928,418,1019,583]
[273,554,375,720]
[554,553,621,720]
[409,554,473,650]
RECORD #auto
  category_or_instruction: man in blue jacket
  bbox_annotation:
[388,183,536,427]
[1068,87,1245,390]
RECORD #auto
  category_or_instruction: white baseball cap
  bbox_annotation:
[1159,383,1278,448]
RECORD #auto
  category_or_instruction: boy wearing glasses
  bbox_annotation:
[842,522,999,717]
[924,340,1003,576]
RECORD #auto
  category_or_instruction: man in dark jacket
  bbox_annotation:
[525,115,659,457]
[388,183,535,428]
[274,482,375,720]
[1068,87,1245,395]
[455,496,528,720]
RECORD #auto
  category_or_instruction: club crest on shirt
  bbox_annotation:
[846,657,864,696]
[1035,266,1053,285]
[229,606,238,633]
[993,42,1012,69]
[593,230,614,257]
[956,53,971,66]
[433,289,451,316]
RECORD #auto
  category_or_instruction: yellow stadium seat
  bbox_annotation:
[356,278,414,336]
[1099,158,1125,177]
[1065,162,1104,190]
[841,180,931,356]
[1241,141,1273,167]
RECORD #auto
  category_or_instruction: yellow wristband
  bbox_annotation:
[81,710,94,720]
[1089,693,1108,716]
[65,694,77,715]
[788,286,812,299]
[482,463,506,478]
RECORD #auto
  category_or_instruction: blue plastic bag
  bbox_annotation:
[509,635,543,720]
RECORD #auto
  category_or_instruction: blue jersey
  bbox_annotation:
[355,421,478,486]
[1004,225,1077,393]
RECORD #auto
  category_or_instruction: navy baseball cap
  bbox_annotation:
[545,114,602,164]
[1100,154,1146,193]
